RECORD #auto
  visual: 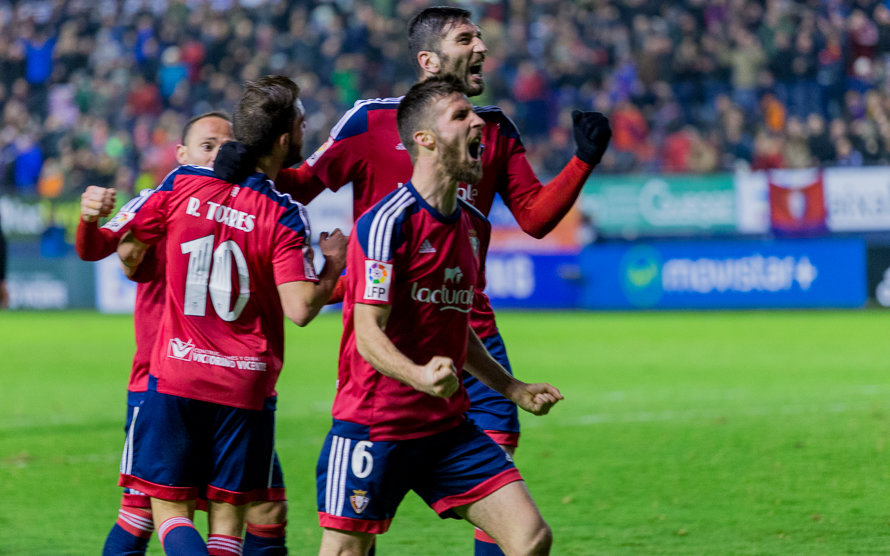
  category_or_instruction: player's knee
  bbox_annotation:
[530,521,553,555]
[513,520,552,556]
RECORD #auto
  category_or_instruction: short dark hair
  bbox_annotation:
[397,74,467,160]
[181,111,231,144]
[407,6,472,71]
[233,75,300,157]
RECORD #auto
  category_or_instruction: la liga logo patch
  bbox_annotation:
[364,260,392,302]
[368,262,388,284]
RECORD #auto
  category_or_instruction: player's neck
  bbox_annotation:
[411,163,459,215]
[255,154,283,181]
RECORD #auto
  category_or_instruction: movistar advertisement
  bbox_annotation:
[578,238,866,310]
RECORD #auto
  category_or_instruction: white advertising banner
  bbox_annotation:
[823,167,890,231]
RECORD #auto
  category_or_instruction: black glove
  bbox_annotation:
[572,110,611,166]
[213,141,256,183]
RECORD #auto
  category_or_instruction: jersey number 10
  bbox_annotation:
[181,234,250,322]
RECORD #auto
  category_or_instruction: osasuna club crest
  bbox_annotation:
[468,229,479,259]
[350,489,370,514]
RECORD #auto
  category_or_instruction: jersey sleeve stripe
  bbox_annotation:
[330,97,403,140]
[367,187,414,261]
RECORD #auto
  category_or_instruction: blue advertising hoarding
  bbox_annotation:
[485,252,582,309]
[578,238,866,310]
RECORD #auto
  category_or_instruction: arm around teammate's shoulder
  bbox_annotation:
[278,229,347,326]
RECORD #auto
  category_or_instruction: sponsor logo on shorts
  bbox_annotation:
[364,260,392,302]
[166,337,267,371]
[350,490,370,514]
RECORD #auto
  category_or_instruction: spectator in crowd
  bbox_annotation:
[3,0,890,200]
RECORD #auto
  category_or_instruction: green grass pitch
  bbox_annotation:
[2,310,889,555]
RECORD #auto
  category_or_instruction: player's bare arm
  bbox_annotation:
[80,185,117,223]
[278,228,347,326]
[464,327,562,416]
[353,302,460,398]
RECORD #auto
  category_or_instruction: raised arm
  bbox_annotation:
[503,111,611,239]
[75,186,119,261]
[353,301,461,398]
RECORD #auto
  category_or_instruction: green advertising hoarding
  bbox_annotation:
[580,174,736,237]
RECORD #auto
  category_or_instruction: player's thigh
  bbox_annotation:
[319,527,375,556]
[455,480,551,554]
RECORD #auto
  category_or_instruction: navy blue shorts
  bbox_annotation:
[118,392,286,508]
[316,419,522,534]
[119,381,284,505]
[464,332,521,446]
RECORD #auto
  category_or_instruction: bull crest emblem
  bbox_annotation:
[444,266,463,283]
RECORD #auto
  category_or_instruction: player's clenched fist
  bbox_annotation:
[508,382,563,416]
[572,110,611,166]
[319,228,348,274]
[417,356,460,398]
[80,185,116,223]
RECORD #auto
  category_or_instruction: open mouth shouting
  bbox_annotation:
[468,135,484,162]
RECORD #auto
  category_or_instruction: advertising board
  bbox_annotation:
[578,238,866,310]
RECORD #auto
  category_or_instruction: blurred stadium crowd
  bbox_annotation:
[1,0,890,200]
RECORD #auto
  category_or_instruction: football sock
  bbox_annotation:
[158,517,207,555]
[243,522,286,555]
[102,505,153,555]
[207,534,244,556]
[474,528,504,556]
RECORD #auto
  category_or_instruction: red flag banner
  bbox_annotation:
[768,169,827,235]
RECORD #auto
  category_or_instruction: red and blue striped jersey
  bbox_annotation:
[112,165,318,410]
[278,98,533,339]
[334,183,491,440]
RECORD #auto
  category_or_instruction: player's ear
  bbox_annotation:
[175,144,188,165]
[417,50,440,75]
[278,132,290,151]
[413,129,435,152]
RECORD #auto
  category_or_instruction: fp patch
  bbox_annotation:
[364,261,392,302]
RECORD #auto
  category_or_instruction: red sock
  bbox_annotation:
[116,505,154,539]
[207,533,243,555]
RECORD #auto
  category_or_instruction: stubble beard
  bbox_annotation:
[439,134,482,185]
